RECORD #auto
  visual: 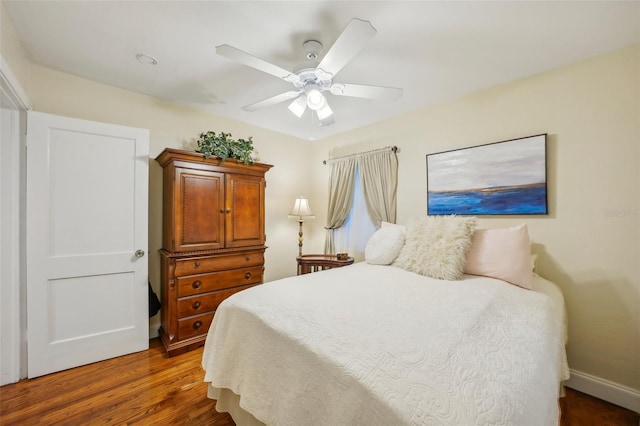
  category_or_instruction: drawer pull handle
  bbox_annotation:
[193,321,202,330]
[245,256,251,261]
[192,280,202,289]
[194,261,201,268]
[192,301,201,310]
[245,272,252,280]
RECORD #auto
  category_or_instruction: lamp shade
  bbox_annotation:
[288,96,307,118]
[305,86,325,111]
[288,196,315,221]
[316,103,333,120]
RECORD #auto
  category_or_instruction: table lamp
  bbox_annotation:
[288,195,315,257]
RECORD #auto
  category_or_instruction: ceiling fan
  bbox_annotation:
[216,18,403,126]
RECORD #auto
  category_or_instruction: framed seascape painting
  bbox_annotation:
[426,134,548,215]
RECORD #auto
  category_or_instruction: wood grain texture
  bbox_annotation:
[156,148,271,357]
[1,338,637,425]
[560,387,639,426]
[0,339,233,425]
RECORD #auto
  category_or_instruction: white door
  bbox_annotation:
[26,111,149,378]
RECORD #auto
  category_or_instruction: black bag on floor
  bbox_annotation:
[148,282,161,317]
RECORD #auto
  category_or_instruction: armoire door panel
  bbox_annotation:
[174,168,225,252]
[225,174,265,248]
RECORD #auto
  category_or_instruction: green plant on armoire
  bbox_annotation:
[195,131,254,164]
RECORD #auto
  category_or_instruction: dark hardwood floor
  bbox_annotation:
[0,339,233,425]
[559,387,639,426]
[1,338,637,425]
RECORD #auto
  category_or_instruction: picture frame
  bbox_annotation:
[426,134,548,215]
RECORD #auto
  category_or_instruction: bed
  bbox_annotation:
[202,219,570,426]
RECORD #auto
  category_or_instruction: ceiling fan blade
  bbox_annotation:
[330,83,403,100]
[216,44,299,83]
[288,96,307,118]
[242,91,301,112]
[317,18,377,77]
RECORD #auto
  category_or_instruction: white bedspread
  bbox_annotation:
[202,262,569,426]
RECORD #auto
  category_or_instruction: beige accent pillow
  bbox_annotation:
[393,216,476,280]
[464,224,533,289]
[365,227,405,265]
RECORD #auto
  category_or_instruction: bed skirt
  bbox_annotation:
[208,385,266,426]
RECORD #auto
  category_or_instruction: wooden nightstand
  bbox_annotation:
[296,254,354,275]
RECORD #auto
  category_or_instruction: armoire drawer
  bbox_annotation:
[177,284,254,318]
[177,313,215,340]
[177,266,264,297]
[174,251,264,276]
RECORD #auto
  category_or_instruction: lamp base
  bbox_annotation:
[298,221,304,257]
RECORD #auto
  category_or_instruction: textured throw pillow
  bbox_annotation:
[392,215,476,280]
[365,226,405,265]
[464,223,533,289]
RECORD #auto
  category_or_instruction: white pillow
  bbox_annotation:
[464,224,533,289]
[381,221,406,234]
[393,215,476,280]
[365,226,405,265]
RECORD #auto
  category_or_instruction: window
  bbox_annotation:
[333,167,377,258]
[324,146,397,257]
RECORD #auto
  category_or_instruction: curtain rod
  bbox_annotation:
[322,146,397,165]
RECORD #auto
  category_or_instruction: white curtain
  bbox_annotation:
[359,149,398,227]
[324,147,398,254]
[324,157,357,254]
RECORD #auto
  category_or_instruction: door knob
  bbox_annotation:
[135,249,145,258]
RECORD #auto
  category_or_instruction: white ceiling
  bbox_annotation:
[4,1,639,141]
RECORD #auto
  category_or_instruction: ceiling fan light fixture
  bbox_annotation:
[217,19,401,129]
[306,88,325,111]
[319,116,336,127]
[316,103,333,120]
[288,96,307,118]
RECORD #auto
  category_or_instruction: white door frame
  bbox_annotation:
[0,55,31,384]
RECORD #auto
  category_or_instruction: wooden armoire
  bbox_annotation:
[155,148,272,356]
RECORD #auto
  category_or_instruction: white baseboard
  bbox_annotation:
[149,317,160,339]
[565,369,640,414]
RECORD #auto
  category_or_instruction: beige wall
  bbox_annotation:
[1,1,29,92]
[2,0,314,336]
[24,63,315,295]
[1,6,313,289]
[308,46,640,392]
